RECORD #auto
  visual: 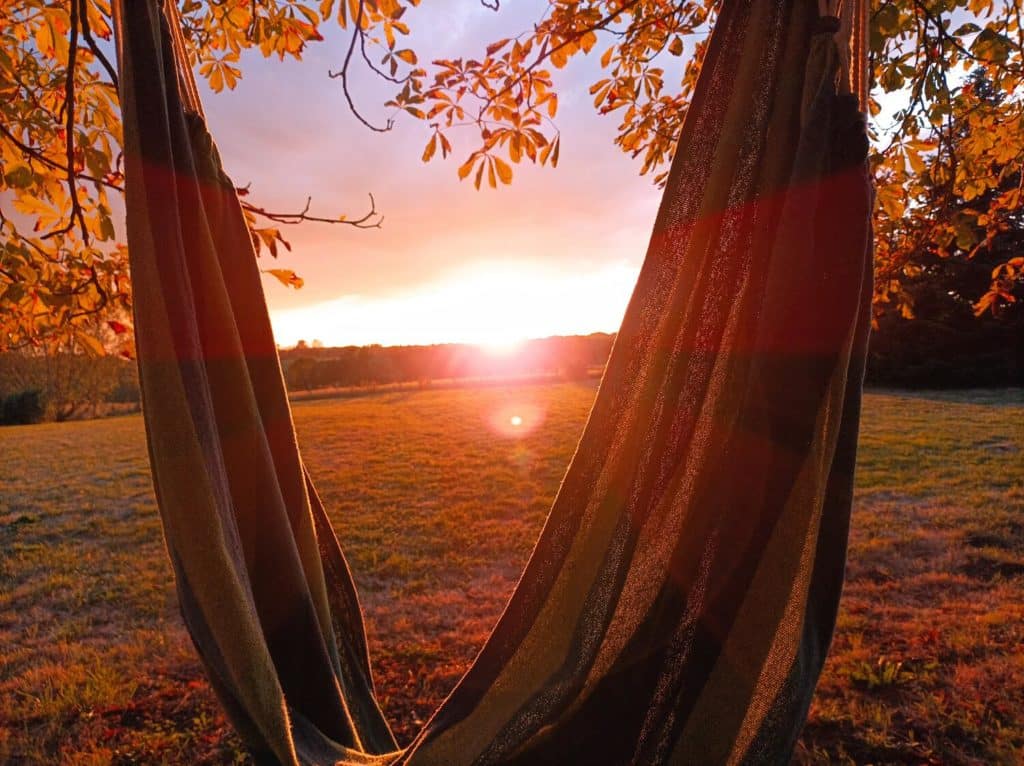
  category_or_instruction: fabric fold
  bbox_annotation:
[116,0,872,762]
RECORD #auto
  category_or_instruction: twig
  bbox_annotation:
[241,193,382,229]
[80,0,119,89]
[327,0,394,132]
[359,26,411,85]
[66,268,109,320]
[476,0,647,117]
[61,0,89,244]
[908,0,973,60]
[0,123,123,192]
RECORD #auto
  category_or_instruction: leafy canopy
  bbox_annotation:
[2,0,1022,354]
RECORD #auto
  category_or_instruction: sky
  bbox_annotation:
[197,0,666,348]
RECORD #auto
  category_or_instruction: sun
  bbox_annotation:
[478,334,526,356]
[270,260,638,349]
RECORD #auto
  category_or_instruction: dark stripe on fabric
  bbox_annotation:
[624,95,872,762]
[404,0,757,750]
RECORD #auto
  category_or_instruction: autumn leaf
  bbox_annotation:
[422,134,437,162]
[493,156,513,185]
[75,331,105,357]
[264,269,305,289]
[457,155,477,180]
[3,0,1023,351]
[486,38,510,55]
[395,48,417,65]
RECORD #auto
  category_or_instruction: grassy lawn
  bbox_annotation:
[1,383,1021,764]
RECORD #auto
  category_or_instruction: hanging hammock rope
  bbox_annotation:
[114,0,873,762]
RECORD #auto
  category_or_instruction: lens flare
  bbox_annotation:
[489,402,543,438]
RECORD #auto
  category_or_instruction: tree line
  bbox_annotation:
[2,313,1018,426]
[280,334,610,390]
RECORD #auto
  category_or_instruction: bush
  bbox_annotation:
[109,377,141,404]
[866,314,1023,388]
[1,389,47,425]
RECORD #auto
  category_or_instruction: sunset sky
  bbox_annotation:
[198,0,667,348]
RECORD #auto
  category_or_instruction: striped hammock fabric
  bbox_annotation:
[114,0,873,762]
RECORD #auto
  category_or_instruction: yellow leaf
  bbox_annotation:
[396,49,417,65]
[222,63,241,90]
[523,136,537,161]
[34,19,53,54]
[494,156,512,184]
[458,155,476,180]
[12,195,55,219]
[76,331,106,357]
[905,147,925,174]
[347,0,361,28]
[227,5,249,27]
[86,1,112,39]
[486,38,510,56]
[877,184,905,218]
[509,134,522,163]
[422,134,437,162]
[265,269,304,289]
[208,64,224,92]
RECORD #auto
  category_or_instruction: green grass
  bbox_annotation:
[1,383,1021,764]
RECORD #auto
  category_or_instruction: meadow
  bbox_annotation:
[1,383,1022,765]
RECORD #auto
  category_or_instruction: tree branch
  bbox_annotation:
[60,0,89,245]
[241,193,382,229]
[359,25,410,85]
[327,0,394,132]
[476,0,648,118]
[80,0,119,89]
[0,123,123,193]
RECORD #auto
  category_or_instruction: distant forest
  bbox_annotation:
[1,309,1020,425]
[275,298,1022,394]
[278,334,612,391]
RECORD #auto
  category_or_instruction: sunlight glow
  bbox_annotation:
[480,336,526,356]
[489,401,543,438]
[269,260,638,348]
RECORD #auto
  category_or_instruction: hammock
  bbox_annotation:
[114,0,873,762]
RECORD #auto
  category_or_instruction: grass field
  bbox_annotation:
[1,383,1022,765]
